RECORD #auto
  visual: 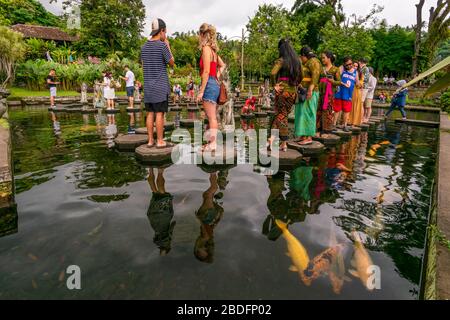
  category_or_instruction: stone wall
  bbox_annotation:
[0,89,17,238]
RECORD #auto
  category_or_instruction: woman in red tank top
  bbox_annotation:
[197,23,226,153]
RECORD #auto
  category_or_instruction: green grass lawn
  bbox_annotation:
[7,87,126,100]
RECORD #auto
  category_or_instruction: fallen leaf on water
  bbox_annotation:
[32,279,38,289]
[28,253,38,261]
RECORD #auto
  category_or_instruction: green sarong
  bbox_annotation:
[294,91,319,137]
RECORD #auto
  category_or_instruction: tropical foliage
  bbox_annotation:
[0,26,26,88]
[0,0,61,26]
[15,57,142,91]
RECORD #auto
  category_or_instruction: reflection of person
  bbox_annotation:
[263,172,308,241]
[50,111,61,136]
[194,172,224,264]
[105,114,117,149]
[147,167,176,256]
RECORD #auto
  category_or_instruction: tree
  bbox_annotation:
[318,22,375,64]
[422,0,450,66]
[0,26,26,88]
[412,0,425,76]
[291,1,338,50]
[0,0,61,26]
[291,0,345,25]
[51,0,146,57]
[371,25,415,78]
[246,4,307,79]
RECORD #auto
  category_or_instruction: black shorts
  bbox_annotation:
[126,87,135,97]
[145,101,169,113]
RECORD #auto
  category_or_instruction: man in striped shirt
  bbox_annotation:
[141,18,175,149]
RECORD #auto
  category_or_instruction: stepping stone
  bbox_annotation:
[287,140,325,156]
[349,126,362,134]
[332,129,352,137]
[7,101,21,107]
[370,118,382,123]
[394,118,440,128]
[105,109,120,114]
[197,146,237,165]
[266,110,275,115]
[48,107,66,112]
[169,107,182,112]
[114,134,148,151]
[234,114,241,120]
[313,133,341,145]
[288,116,295,123]
[368,121,377,126]
[125,108,142,113]
[254,112,267,118]
[187,107,200,112]
[180,119,201,128]
[259,148,302,168]
[241,113,255,119]
[135,144,177,164]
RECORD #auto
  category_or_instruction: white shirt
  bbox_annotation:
[367,75,378,99]
[125,70,135,88]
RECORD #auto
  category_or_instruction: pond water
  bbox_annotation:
[0,105,439,300]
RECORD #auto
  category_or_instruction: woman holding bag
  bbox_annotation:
[268,39,302,152]
[196,23,226,153]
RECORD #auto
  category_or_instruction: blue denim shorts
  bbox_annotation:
[203,76,220,104]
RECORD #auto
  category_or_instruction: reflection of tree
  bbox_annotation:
[11,109,148,192]
[0,205,18,239]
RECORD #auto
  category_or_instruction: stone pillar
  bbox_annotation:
[0,88,18,239]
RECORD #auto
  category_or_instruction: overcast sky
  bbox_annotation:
[40,0,435,38]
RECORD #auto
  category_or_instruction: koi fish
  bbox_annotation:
[349,231,374,291]
[275,220,310,276]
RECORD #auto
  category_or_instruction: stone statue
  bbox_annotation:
[80,82,88,104]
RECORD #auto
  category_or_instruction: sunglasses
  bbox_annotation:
[345,63,353,67]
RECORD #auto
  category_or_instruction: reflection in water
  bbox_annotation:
[0,205,18,239]
[194,169,225,264]
[104,114,117,149]
[2,107,439,299]
[146,167,175,256]
[349,231,375,291]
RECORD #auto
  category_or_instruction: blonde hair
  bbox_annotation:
[199,23,219,52]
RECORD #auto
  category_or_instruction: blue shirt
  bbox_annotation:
[141,40,172,104]
[335,69,357,101]
[392,88,408,107]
